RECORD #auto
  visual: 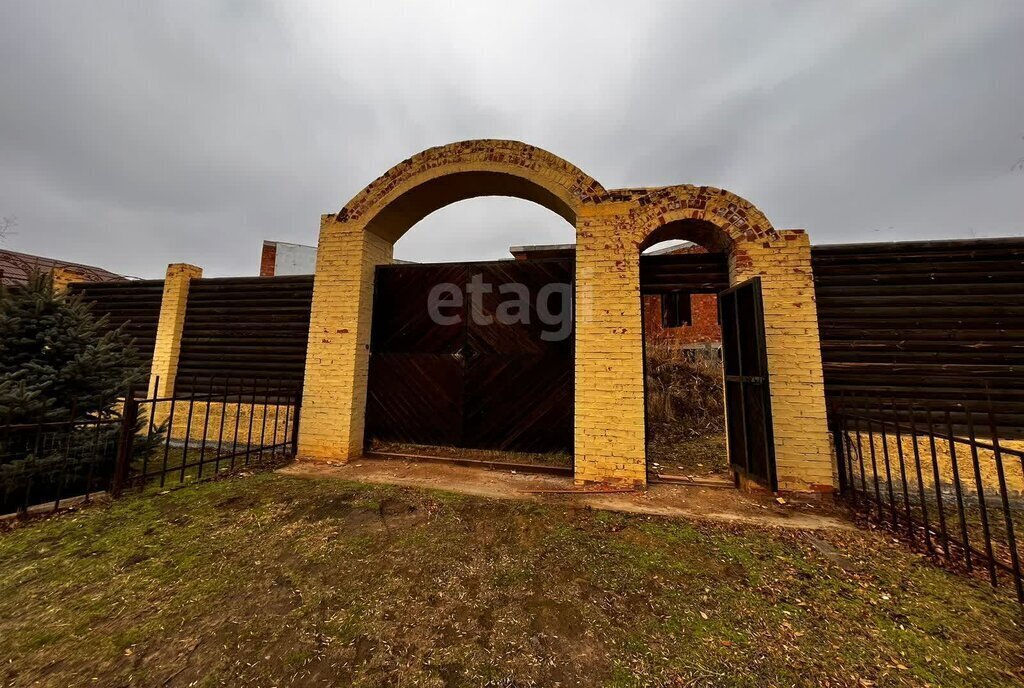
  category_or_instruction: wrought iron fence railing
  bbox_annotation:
[831,395,1024,605]
[0,377,301,518]
[0,411,121,516]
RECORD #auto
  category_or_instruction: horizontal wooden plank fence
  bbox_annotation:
[638,253,730,294]
[175,275,313,396]
[811,237,1024,434]
[69,279,164,366]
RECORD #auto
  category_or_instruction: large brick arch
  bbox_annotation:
[335,139,606,241]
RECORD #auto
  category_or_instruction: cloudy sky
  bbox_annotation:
[1,1,1022,278]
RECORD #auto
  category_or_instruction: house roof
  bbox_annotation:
[0,248,124,287]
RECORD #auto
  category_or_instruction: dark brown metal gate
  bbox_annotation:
[365,259,573,453]
[719,277,777,490]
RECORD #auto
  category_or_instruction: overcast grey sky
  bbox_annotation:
[1,1,1022,278]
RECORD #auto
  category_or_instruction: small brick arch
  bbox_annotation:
[628,185,780,251]
[335,139,606,241]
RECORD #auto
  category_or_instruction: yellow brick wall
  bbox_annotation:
[148,264,202,398]
[572,214,834,490]
[573,205,648,487]
[731,232,834,492]
[297,216,393,461]
[51,266,92,293]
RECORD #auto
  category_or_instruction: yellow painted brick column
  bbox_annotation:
[148,263,202,399]
[298,216,393,462]
[732,231,834,492]
[50,266,90,293]
[573,205,647,487]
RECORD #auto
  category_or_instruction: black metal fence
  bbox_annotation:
[0,406,121,516]
[128,376,301,490]
[831,396,1024,605]
[0,377,300,517]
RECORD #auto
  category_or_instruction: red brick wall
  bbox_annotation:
[642,243,721,346]
[643,293,721,345]
[260,242,277,277]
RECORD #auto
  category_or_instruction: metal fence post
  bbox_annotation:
[112,387,138,498]
[831,410,848,496]
[290,387,302,459]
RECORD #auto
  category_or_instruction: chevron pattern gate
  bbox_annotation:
[364,259,573,453]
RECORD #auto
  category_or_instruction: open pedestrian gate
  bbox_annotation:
[638,254,777,489]
[364,259,574,453]
[719,277,777,490]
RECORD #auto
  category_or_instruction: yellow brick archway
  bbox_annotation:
[333,139,605,241]
[299,140,605,463]
[298,140,835,492]
[629,184,780,247]
[573,185,833,490]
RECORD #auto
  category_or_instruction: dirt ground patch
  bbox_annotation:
[646,425,729,479]
[283,458,853,531]
[1,471,1023,687]
[368,439,574,469]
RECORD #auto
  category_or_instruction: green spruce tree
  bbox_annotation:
[0,272,146,423]
[0,272,149,510]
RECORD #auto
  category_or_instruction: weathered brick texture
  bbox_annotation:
[573,205,648,486]
[643,294,720,345]
[51,266,92,293]
[297,216,393,461]
[732,232,833,492]
[259,242,277,277]
[148,264,202,399]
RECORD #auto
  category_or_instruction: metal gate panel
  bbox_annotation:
[369,264,468,355]
[365,264,468,446]
[365,353,464,445]
[719,277,777,490]
[461,261,574,452]
[365,259,573,453]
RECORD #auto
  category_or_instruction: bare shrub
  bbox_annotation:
[644,340,724,433]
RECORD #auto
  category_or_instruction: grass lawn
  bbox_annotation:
[1,471,1022,687]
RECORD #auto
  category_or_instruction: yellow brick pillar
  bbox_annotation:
[148,263,202,399]
[573,205,648,487]
[732,231,834,492]
[50,266,90,293]
[297,216,393,462]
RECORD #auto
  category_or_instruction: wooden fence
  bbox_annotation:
[70,237,1024,440]
[811,237,1024,434]
[175,275,313,395]
[70,279,164,367]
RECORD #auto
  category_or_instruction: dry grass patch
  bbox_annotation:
[1,471,1022,687]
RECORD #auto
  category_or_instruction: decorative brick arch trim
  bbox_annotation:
[336,140,606,234]
[628,185,779,249]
